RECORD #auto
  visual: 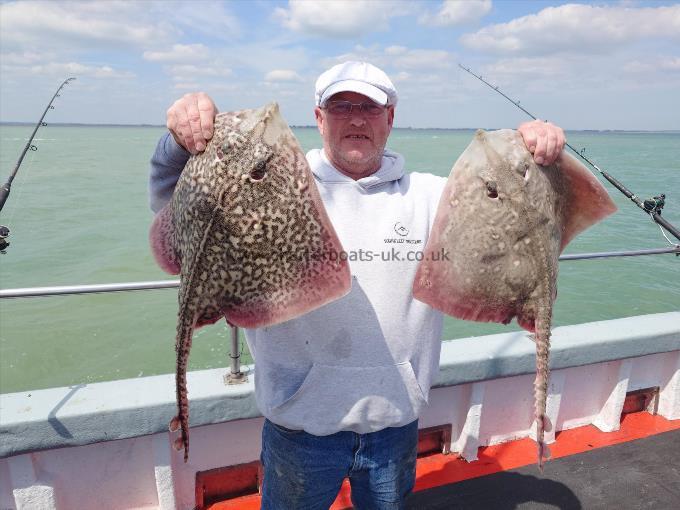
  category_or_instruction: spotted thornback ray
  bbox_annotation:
[149,103,351,461]
[413,129,616,469]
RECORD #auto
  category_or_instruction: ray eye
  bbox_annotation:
[250,160,267,181]
[486,181,498,198]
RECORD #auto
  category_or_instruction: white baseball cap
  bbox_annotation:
[315,61,398,107]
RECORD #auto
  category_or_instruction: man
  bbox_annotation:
[149,61,565,509]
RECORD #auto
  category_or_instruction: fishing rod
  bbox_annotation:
[0,77,76,253]
[458,64,680,247]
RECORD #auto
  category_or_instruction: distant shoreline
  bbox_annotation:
[0,122,678,134]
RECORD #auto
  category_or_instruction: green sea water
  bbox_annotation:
[0,125,678,394]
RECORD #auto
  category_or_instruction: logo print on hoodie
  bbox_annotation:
[394,222,409,237]
[384,222,422,245]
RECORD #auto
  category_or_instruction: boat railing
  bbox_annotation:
[1,242,678,385]
[0,280,179,298]
[0,279,249,383]
[2,245,679,300]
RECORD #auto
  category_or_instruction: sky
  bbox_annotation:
[1,0,679,130]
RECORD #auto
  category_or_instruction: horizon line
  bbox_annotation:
[0,121,678,133]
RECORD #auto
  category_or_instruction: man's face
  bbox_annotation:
[314,91,395,179]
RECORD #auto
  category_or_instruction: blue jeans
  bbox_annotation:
[260,418,418,510]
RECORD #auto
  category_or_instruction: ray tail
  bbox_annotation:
[171,299,195,463]
[533,299,553,471]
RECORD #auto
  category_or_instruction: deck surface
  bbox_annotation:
[208,413,680,510]
[407,429,680,510]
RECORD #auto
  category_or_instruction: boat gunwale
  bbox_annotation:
[1,311,678,459]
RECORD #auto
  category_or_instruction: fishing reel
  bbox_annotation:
[643,194,665,215]
[0,225,9,254]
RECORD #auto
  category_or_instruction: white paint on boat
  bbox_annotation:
[1,312,678,509]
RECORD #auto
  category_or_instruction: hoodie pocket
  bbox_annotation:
[269,361,427,435]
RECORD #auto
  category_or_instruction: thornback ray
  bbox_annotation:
[149,102,351,462]
[413,129,617,470]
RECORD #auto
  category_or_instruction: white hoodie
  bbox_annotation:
[246,148,447,434]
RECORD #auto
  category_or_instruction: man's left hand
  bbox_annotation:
[518,120,566,166]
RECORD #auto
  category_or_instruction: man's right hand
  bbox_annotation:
[166,92,218,154]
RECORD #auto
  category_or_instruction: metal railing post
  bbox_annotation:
[225,325,247,385]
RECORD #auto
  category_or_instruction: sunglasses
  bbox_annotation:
[324,100,387,118]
